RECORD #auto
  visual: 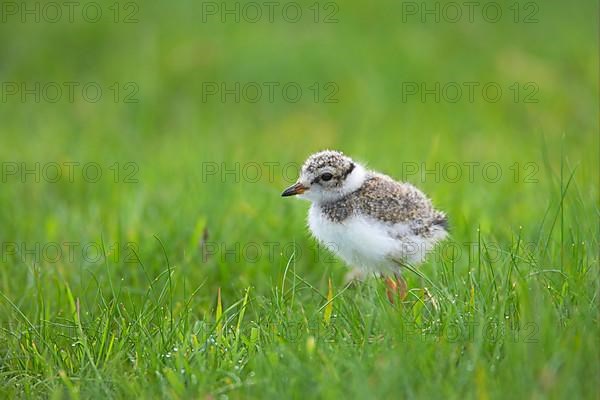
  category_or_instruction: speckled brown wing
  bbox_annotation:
[318,173,448,235]
[353,175,427,221]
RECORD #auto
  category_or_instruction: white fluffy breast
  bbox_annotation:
[308,205,445,274]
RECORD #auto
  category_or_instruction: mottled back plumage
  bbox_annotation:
[282,150,449,277]
[320,173,448,238]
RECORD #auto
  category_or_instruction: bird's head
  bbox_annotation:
[281,150,367,203]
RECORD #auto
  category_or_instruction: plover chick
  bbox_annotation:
[282,150,448,301]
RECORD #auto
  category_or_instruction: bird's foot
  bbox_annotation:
[384,274,407,303]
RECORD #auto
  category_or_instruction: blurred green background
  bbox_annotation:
[1,0,596,291]
[0,0,598,398]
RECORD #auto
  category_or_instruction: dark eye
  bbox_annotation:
[321,173,333,181]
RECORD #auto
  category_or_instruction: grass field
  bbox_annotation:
[0,0,598,398]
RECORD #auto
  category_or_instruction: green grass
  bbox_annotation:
[0,0,598,398]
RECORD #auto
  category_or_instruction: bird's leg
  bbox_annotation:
[395,272,408,300]
[384,276,398,303]
[384,273,408,303]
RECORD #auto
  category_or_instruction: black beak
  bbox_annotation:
[281,182,308,197]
